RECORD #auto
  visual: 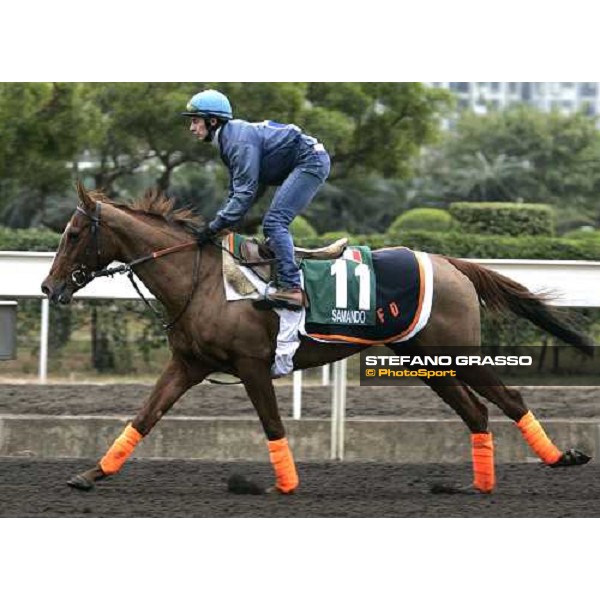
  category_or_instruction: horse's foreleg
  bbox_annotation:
[236,358,299,494]
[68,356,207,491]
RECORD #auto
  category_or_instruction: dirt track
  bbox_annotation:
[1,383,600,418]
[1,383,599,517]
[1,458,598,517]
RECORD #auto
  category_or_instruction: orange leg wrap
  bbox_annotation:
[516,411,562,465]
[471,432,495,493]
[267,438,299,494]
[99,423,143,475]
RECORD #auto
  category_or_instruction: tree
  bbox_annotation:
[443,152,533,201]
[411,105,600,226]
[0,83,89,227]
[78,82,202,194]
[0,82,453,231]
[169,83,452,232]
[78,82,311,203]
[305,175,411,234]
[305,83,452,179]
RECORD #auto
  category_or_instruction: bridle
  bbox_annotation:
[69,203,271,385]
[71,203,201,331]
[71,204,102,287]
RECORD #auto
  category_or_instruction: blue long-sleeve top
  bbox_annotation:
[208,119,319,232]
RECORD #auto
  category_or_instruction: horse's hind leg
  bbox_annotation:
[421,375,496,493]
[457,364,591,468]
[67,356,208,491]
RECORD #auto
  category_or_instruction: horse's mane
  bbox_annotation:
[88,189,204,233]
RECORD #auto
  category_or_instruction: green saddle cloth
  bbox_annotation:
[227,234,376,326]
[301,246,376,326]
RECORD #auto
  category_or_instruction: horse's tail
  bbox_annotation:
[445,256,594,356]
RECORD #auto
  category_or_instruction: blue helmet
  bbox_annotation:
[181,89,233,120]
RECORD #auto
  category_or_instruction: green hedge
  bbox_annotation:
[388,208,454,235]
[449,202,556,237]
[396,231,600,260]
[563,229,600,242]
[0,227,61,251]
[296,231,600,260]
[3,226,600,261]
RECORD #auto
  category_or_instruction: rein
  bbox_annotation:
[73,204,200,331]
[72,206,268,386]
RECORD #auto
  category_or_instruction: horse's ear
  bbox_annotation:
[76,180,95,211]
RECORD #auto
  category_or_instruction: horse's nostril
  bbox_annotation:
[41,284,50,297]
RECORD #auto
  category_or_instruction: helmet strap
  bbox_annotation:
[203,118,221,143]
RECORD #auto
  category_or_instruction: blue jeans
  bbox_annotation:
[263,145,330,288]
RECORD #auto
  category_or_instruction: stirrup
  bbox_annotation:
[253,297,303,312]
[253,283,304,312]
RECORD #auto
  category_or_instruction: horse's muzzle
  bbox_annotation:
[41,280,73,305]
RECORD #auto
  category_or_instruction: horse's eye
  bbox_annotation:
[67,230,80,241]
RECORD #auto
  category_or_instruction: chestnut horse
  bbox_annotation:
[41,183,592,495]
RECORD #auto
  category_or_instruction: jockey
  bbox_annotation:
[182,88,331,311]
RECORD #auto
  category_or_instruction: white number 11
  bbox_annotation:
[330,260,371,310]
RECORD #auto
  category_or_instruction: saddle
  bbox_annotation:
[239,237,349,282]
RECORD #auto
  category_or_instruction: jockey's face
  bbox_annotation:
[189,117,217,141]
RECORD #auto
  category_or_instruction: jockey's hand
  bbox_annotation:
[195,225,215,247]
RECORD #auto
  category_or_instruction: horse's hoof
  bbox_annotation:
[550,449,592,468]
[67,474,95,491]
[263,485,297,495]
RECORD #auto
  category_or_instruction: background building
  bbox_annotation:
[428,82,600,119]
